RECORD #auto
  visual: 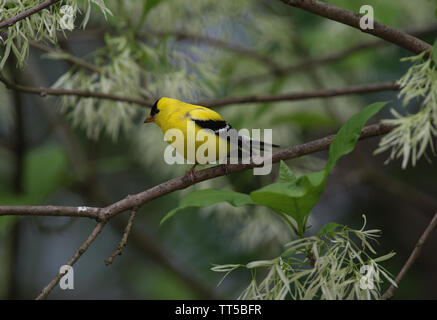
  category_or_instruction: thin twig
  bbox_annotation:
[35,220,106,300]
[0,0,61,29]
[105,207,139,265]
[381,212,437,300]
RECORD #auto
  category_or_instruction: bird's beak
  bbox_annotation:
[144,115,154,123]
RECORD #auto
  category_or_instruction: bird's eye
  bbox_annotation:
[151,99,160,116]
[151,108,160,116]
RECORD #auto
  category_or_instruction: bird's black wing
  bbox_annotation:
[192,118,279,155]
[192,119,232,135]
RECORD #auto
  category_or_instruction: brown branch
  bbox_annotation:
[280,0,431,54]
[197,82,400,107]
[105,207,138,265]
[35,220,107,300]
[0,121,393,299]
[0,73,153,107]
[0,72,399,108]
[381,212,437,300]
[0,122,394,222]
[0,205,101,219]
[98,123,395,221]
[0,0,61,29]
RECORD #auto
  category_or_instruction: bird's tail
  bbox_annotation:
[235,135,279,159]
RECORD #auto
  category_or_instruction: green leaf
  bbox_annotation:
[278,160,296,183]
[251,171,325,236]
[160,189,254,225]
[373,251,396,263]
[433,38,437,64]
[326,101,388,172]
[253,102,387,235]
[317,222,343,237]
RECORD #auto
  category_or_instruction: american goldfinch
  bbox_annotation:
[144,97,279,178]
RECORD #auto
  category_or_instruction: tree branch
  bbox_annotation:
[0,122,393,222]
[381,212,437,300]
[0,0,61,29]
[0,121,393,299]
[0,205,101,219]
[280,0,431,54]
[35,220,107,300]
[96,123,393,222]
[0,73,398,109]
[0,73,153,107]
[199,82,399,108]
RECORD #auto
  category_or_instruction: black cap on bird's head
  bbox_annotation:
[144,98,161,123]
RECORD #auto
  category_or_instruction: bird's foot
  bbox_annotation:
[185,164,197,183]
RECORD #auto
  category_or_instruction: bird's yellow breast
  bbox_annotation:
[154,98,229,164]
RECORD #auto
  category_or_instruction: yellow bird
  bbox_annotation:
[144,97,278,178]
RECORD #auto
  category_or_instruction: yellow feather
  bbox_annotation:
[152,98,229,164]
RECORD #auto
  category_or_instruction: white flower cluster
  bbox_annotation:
[0,0,111,69]
[375,51,437,168]
[212,217,396,300]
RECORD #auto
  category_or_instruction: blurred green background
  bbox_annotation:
[0,0,436,299]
